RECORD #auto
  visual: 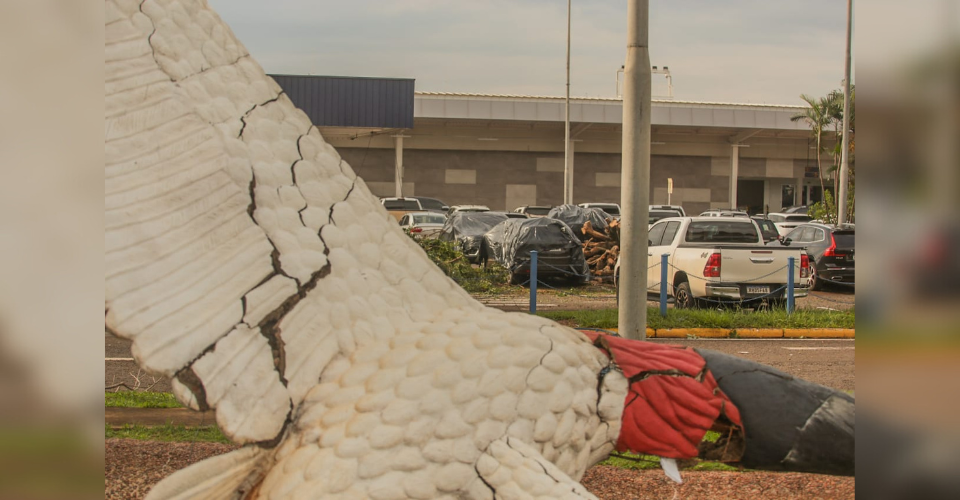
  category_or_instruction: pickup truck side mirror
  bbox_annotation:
[779,236,791,246]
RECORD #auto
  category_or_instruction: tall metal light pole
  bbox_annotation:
[837,0,853,225]
[563,0,573,204]
[618,0,651,340]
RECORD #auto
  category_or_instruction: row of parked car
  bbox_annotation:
[382,198,619,284]
[384,196,853,292]
[434,205,619,284]
[689,206,854,291]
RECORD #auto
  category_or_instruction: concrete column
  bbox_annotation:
[729,144,740,209]
[618,0,651,341]
[394,135,404,198]
[563,0,573,205]
[566,140,575,203]
[837,0,853,224]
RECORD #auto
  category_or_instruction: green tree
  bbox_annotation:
[826,86,855,222]
[791,94,832,198]
[792,88,855,223]
[825,86,855,196]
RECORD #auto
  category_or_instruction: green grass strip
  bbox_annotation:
[105,391,182,408]
[600,431,741,472]
[600,453,740,472]
[540,307,854,330]
[105,423,231,444]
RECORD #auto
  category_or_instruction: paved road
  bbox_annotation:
[105,334,853,395]
[647,338,854,392]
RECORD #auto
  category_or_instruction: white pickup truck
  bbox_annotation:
[615,217,810,308]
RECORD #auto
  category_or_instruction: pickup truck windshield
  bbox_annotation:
[685,221,759,244]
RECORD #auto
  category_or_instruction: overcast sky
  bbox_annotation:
[208,0,852,105]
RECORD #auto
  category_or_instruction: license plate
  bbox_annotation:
[746,285,770,294]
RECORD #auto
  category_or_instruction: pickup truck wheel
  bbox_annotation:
[674,281,696,309]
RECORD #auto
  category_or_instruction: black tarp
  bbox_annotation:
[696,348,855,475]
[438,212,509,262]
[547,204,612,242]
[481,218,589,281]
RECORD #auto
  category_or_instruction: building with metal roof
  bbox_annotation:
[273,76,834,215]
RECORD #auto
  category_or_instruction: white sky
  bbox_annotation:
[208,0,853,105]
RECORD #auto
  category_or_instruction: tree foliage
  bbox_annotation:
[406,233,510,293]
[808,189,855,225]
[794,86,855,221]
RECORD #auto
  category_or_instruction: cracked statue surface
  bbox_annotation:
[104,1,854,498]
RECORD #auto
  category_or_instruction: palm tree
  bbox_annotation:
[825,90,845,194]
[791,94,831,199]
[825,86,855,220]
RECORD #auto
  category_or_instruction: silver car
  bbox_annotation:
[398,212,447,239]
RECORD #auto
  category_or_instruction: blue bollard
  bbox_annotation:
[787,256,795,314]
[529,250,538,314]
[660,253,669,317]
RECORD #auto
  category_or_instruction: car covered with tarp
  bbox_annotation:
[438,211,509,263]
[546,204,612,242]
[481,217,590,284]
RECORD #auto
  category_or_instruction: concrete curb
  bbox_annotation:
[599,328,855,339]
[106,407,216,427]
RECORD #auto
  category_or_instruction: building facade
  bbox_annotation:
[274,77,832,216]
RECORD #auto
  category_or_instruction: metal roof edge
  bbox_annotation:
[414,91,807,109]
[270,74,416,82]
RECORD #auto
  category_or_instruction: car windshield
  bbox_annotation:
[383,199,419,210]
[685,221,759,244]
[785,215,813,222]
[413,214,445,225]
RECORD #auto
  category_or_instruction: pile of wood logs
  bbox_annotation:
[582,219,620,277]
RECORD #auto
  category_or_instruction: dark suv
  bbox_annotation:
[768,223,854,290]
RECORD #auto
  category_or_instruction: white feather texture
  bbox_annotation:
[105,1,627,498]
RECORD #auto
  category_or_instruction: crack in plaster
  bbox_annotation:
[138,1,172,83]
[173,365,210,412]
[474,464,497,499]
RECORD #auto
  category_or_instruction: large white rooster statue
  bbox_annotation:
[105,1,854,498]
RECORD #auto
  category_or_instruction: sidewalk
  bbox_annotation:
[106,407,216,427]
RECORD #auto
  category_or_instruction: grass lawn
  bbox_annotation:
[540,306,854,330]
[105,391,181,408]
[105,423,230,444]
